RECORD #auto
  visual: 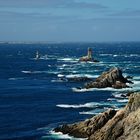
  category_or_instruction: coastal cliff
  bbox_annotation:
[54,93,140,140]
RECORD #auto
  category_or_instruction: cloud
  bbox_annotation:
[0,0,108,10]
[110,10,140,17]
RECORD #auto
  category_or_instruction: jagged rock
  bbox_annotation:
[54,93,140,140]
[84,67,133,89]
[54,109,117,138]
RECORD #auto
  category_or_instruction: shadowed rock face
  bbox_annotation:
[84,67,133,89]
[54,93,140,140]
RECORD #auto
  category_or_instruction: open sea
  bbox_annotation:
[0,42,140,140]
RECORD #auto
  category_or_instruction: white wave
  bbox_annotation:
[72,87,132,93]
[117,99,128,103]
[133,76,140,80]
[21,70,48,74]
[130,54,140,57]
[40,55,58,60]
[8,77,24,80]
[113,55,118,57]
[47,71,60,74]
[51,79,65,83]
[56,102,100,109]
[58,58,79,62]
[72,88,94,92]
[48,65,52,67]
[112,93,128,99]
[79,111,99,115]
[21,70,32,74]
[79,108,106,115]
[45,130,87,140]
[99,54,113,56]
[66,74,98,79]
[107,98,117,101]
[57,74,65,78]
[131,80,140,91]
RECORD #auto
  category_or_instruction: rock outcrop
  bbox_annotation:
[84,67,133,89]
[79,48,99,62]
[54,93,140,140]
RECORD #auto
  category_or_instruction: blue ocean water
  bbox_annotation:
[0,42,140,140]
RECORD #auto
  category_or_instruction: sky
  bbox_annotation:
[0,0,140,42]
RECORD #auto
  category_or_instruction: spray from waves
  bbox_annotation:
[42,130,87,140]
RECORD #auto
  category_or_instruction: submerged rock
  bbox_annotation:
[84,67,133,89]
[54,93,140,140]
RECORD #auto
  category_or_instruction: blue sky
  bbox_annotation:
[0,0,140,42]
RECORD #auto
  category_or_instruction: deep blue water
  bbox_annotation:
[0,42,140,140]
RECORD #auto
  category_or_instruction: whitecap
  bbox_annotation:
[133,76,140,80]
[51,80,63,83]
[79,108,106,115]
[112,93,128,99]
[79,111,99,115]
[107,98,117,101]
[66,74,98,79]
[56,102,100,109]
[21,70,48,74]
[130,54,140,57]
[72,87,94,92]
[43,130,87,140]
[99,54,113,56]
[8,77,24,80]
[21,70,32,74]
[57,74,65,78]
[113,55,118,57]
[58,58,79,63]
[72,87,132,93]
[117,99,128,103]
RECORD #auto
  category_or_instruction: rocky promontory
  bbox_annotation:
[84,67,133,89]
[54,93,140,140]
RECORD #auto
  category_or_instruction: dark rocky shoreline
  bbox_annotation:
[54,93,140,140]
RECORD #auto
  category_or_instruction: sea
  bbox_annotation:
[0,42,140,140]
